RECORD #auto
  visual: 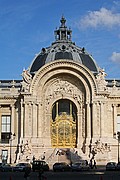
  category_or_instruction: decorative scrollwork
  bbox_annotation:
[94,139,111,154]
[45,77,83,111]
[51,112,76,148]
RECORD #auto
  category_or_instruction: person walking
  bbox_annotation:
[93,159,97,169]
[89,159,93,169]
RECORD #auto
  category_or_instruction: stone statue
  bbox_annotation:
[21,69,32,92]
[96,68,108,91]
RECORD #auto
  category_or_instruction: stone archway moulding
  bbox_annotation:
[30,60,97,97]
[43,74,85,112]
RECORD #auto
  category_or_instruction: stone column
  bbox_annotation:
[92,102,97,138]
[77,110,82,147]
[36,104,39,137]
[24,103,30,137]
[38,103,43,137]
[15,107,18,140]
[45,113,51,147]
[86,102,91,138]
[32,103,37,137]
[20,99,24,138]
[56,102,58,117]
[100,102,104,138]
[113,104,117,133]
[70,102,72,115]
[28,103,32,137]
[11,105,15,134]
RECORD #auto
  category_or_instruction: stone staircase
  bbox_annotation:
[46,148,89,169]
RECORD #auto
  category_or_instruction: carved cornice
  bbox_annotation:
[0,96,18,100]
[108,96,120,99]
[20,92,31,96]
[96,92,110,97]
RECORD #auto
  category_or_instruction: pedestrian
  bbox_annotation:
[32,155,35,161]
[85,160,88,166]
[89,159,93,169]
[93,160,97,169]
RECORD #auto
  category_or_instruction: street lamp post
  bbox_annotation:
[9,133,16,164]
[114,132,120,163]
[117,132,120,163]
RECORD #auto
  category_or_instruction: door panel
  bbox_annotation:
[51,112,76,148]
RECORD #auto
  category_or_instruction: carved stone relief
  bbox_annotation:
[89,139,111,160]
[19,140,32,162]
[93,139,111,154]
[22,140,32,155]
[45,76,84,111]
[44,75,86,138]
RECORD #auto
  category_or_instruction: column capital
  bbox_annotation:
[10,104,15,108]
[112,104,117,107]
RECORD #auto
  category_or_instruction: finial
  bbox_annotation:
[112,79,117,87]
[60,16,66,27]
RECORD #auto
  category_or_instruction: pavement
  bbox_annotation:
[91,165,106,171]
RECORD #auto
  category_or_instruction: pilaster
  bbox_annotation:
[32,103,38,137]
[24,103,31,137]
[92,102,98,138]
[20,99,24,138]
[100,102,105,138]
[113,104,117,133]
[38,103,42,137]
[86,102,91,138]
[11,105,15,134]
[77,111,82,146]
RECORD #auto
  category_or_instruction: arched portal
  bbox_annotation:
[51,99,77,148]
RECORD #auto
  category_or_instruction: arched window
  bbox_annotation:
[51,99,77,148]
[52,99,77,121]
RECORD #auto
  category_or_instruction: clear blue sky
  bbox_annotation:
[0,0,120,80]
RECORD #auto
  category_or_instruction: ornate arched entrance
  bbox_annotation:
[51,99,77,148]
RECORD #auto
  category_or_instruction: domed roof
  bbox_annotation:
[29,16,99,75]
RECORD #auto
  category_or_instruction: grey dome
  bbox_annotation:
[29,16,99,75]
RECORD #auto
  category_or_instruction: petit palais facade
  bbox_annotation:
[0,17,120,167]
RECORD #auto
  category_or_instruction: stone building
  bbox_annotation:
[0,16,120,166]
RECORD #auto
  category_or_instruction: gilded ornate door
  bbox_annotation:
[51,112,76,148]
